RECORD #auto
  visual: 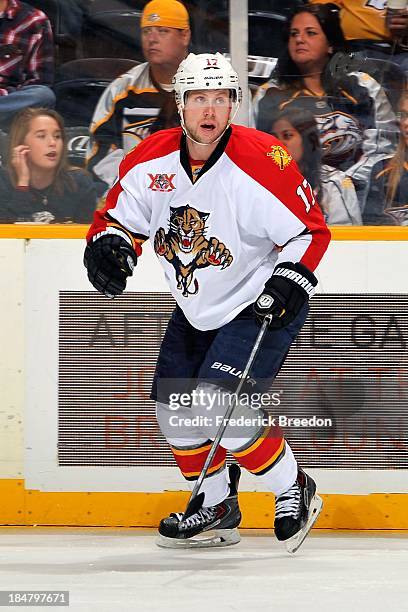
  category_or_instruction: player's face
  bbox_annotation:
[23,116,63,171]
[141,26,190,68]
[398,99,408,146]
[272,118,304,163]
[288,12,332,72]
[183,89,232,144]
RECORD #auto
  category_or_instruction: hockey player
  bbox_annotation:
[84,53,331,552]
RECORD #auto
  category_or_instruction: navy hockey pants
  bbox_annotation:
[151,303,308,402]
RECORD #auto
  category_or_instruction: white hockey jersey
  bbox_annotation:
[87,125,331,331]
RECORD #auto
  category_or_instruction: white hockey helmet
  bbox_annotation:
[173,52,242,136]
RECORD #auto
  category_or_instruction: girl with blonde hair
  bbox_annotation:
[0,107,97,223]
[365,92,408,225]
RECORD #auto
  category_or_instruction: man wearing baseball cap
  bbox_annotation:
[87,0,191,191]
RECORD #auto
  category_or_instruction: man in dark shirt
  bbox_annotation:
[0,0,55,130]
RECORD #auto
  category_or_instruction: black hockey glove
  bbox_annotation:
[84,233,137,298]
[253,262,317,329]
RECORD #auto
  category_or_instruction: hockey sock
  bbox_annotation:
[231,429,297,496]
[170,440,228,506]
[190,467,230,507]
[156,400,229,506]
[256,441,298,496]
[188,383,298,495]
[170,439,227,481]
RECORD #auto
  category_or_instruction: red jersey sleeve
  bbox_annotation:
[86,128,183,255]
[226,125,331,271]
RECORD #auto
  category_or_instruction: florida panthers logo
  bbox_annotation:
[154,205,233,297]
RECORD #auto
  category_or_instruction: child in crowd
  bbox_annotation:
[0,108,97,223]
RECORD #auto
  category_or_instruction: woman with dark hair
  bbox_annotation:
[0,107,97,223]
[364,93,408,225]
[271,108,362,224]
[254,3,397,193]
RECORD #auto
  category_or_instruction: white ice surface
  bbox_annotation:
[0,529,407,612]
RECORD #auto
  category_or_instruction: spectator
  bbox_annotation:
[309,0,408,73]
[0,0,55,131]
[87,0,191,191]
[364,92,408,225]
[271,108,362,224]
[254,3,398,197]
[0,108,97,223]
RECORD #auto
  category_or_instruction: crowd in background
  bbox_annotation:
[0,0,408,224]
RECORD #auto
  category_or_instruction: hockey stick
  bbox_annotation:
[182,313,273,520]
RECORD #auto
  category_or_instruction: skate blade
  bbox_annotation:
[156,528,241,549]
[284,494,323,554]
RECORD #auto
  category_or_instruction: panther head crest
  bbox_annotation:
[169,205,209,254]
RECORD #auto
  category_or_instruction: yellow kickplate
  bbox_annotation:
[1,225,408,240]
[1,480,407,529]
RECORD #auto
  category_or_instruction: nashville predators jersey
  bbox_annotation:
[87,62,179,181]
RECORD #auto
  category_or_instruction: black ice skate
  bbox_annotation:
[157,464,242,549]
[274,467,323,554]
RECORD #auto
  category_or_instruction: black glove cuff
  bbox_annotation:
[271,262,317,299]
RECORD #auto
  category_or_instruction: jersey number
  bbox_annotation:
[296,179,315,213]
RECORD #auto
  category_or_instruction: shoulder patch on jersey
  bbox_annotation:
[266,145,292,170]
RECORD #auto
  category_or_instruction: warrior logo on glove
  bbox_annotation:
[154,204,233,298]
[253,261,318,329]
[256,294,275,310]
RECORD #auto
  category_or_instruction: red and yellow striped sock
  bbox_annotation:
[232,426,285,475]
[170,440,226,481]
